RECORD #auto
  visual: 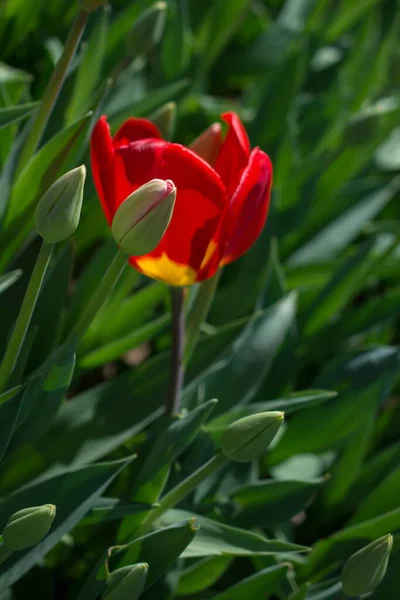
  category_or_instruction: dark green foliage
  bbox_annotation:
[0,0,399,599]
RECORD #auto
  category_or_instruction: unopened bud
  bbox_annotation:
[221,411,284,463]
[342,534,393,597]
[3,504,56,551]
[126,2,167,58]
[150,102,176,139]
[111,179,176,256]
[103,563,148,600]
[79,0,107,12]
[190,123,222,166]
[35,166,85,243]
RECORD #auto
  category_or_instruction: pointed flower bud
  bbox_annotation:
[79,0,107,12]
[221,411,284,463]
[103,563,148,600]
[126,2,167,58]
[342,534,393,597]
[190,123,222,166]
[111,179,176,256]
[2,504,56,551]
[151,102,176,139]
[35,166,85,244]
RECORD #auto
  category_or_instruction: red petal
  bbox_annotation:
[113,117,161,148]
[214,112,251,197]
[189,123,222,166]
[221,148,272,265]
[90,116,116,224]
[115,140,227,274]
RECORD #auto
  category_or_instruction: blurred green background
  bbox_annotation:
[0,0,400,599]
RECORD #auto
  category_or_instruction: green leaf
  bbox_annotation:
[206,390,337,434]
[0,388,22,463]
[27,244,74,371]
[317,417,374,511]
[132,399,218,502]
[112,518,198,588]
[81,280,166,355]
[315,99,400,202]
[161,0,192,80]
[347,442,400,512]
[0,457,133,587]
[232,477,324,527]
[109,79,190,130]
[64,240,117,334]
[7,338,76,451]
[184,293,297,415]
[0,114,91,273]
[3,113,92,228]
[302,238,376,335]
[303,508,400,579]
[0,368,164,492]
[157,509,309,557]
[289,178,400,266]
[251,44,307,148]
[325,0,382,41]
[197,0,251,71]
[0,270,22,295]
[79,314,169,368]
[349,467,400,526]
[212,564,289,600]
[82,498,157,525]
[0,102,38,130]
[270,347,400,463]
[66,6,110,124]
[176,556,232,595]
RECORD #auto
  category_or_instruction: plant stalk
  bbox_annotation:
[166,286,185,415]
[0,241,53,393]
[17,10,89,174]
[136,453,226,537]
[71,248,128,341]
[184,271,221,365]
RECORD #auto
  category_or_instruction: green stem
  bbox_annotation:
[71,248,127,341]
[184,271,221,365]
[16,10,89,174]
[0,542,13,566]
[166,287,185,415]
[136,453,226,537]
[0,241,53,393]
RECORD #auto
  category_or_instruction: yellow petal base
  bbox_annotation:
[135,253,197,286]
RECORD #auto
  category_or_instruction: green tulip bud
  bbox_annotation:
[111,179,176,256]
[126,2,167,58]
[150,102,176,140]
[35,166,85,244]
[79,0,107,12]
[2,504,56,551]
[103,563,148,600]
[221,411,284,463]
[342,534,393,598]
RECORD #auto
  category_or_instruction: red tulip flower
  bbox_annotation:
[91,112,272,286]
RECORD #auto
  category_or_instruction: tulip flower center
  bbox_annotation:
[135,252,197,286]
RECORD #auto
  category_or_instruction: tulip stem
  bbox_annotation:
[0,241,53,394]
[16,9,89,174]
[71,248,127,341]
[135,453,226,537]
[184,271,221,365]
[166,286,185,415]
